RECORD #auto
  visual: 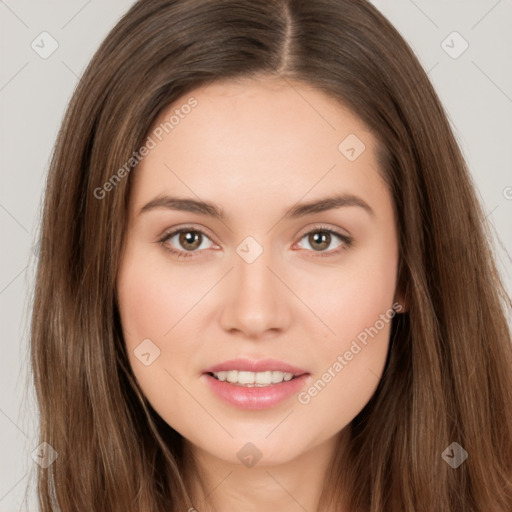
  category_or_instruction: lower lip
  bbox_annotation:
[202,373,310,410]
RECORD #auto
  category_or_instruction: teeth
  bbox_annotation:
[256,371,272,384]
[212,370,296,386]
[213,371,228,381]
[237,371,255,384]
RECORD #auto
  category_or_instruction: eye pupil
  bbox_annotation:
[179,231,201,250]
[309,231,330,251]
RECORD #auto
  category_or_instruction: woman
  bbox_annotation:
[30,0,512,510]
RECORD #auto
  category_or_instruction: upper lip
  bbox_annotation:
[203,358,308,376]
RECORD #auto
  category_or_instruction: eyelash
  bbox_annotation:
[158,224,353,259]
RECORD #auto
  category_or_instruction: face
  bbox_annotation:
[117,76,401,467]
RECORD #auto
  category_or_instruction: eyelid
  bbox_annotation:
[158,223,218,245]
[294,222,352,241]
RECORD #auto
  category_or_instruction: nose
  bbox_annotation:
[218,247,292,339]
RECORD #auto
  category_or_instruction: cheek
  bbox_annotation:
[116,249,203,395]
[117,250,208,345]
[117,251,207,426]
[296,295,394,435]
[303,235,398,347]
[295,240,397,422]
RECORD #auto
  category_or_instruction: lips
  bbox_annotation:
[202,358,308,376]
[201,358,310,410]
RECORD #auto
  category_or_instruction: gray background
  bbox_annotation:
[1,0,511,510]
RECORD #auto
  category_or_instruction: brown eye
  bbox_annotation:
[178,230,203,251]
[297,228,351,255]
[160,228,215,256]
[308,231,332,251]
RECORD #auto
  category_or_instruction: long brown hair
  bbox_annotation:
[29,0,512,510]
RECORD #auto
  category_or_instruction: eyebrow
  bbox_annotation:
[138,193,375,220]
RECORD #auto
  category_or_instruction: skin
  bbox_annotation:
[117,76,402,512]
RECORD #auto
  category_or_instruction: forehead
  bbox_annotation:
[130,77,386,218]
[150,76,372,154]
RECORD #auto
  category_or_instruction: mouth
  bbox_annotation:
[201,358,310,409]
[205,370,304,387]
